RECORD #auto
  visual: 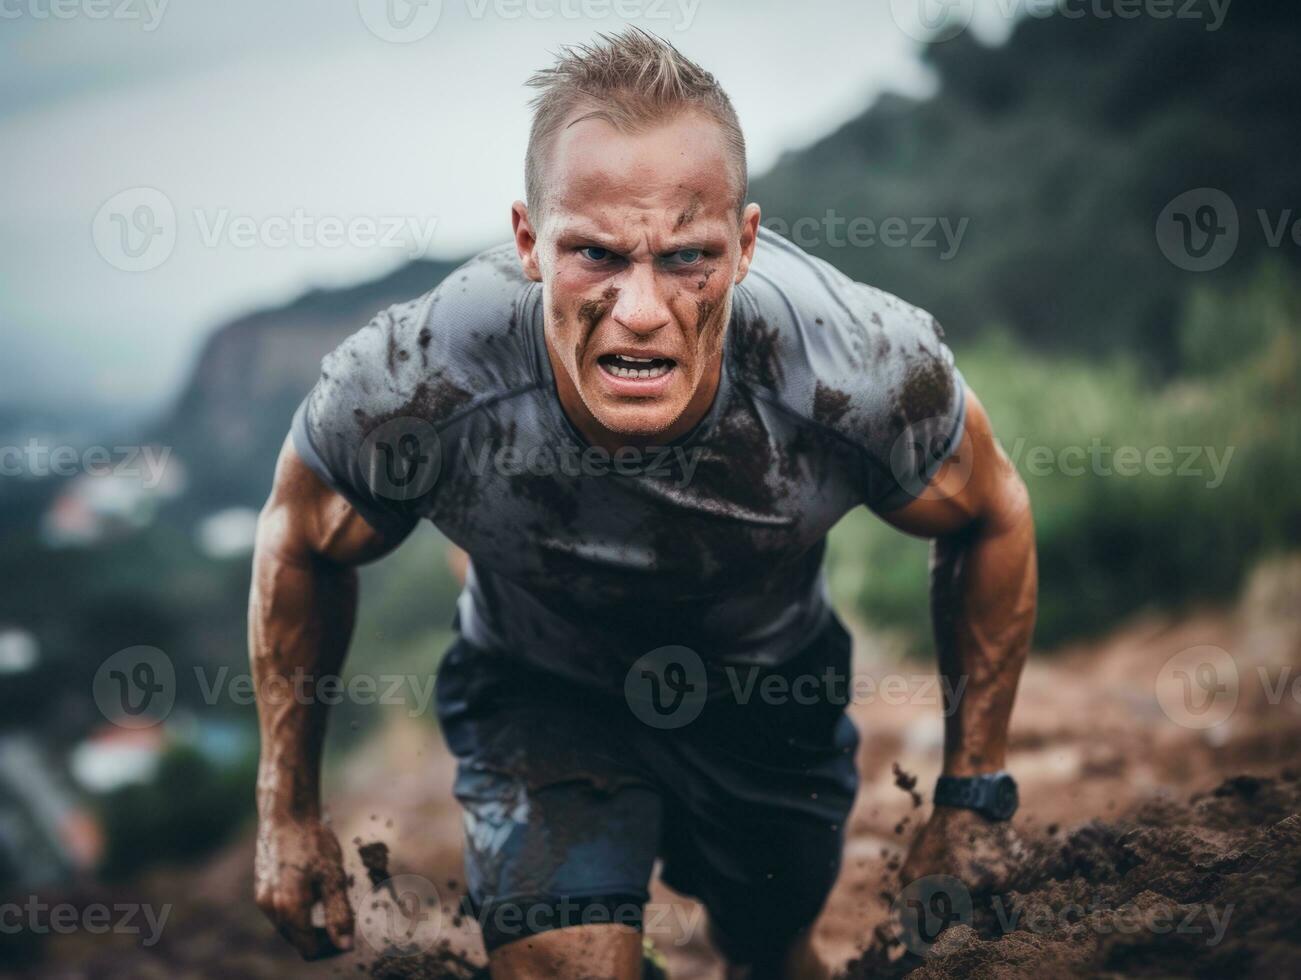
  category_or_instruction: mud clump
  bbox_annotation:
[358,840,391,889]
[357,840,486,979]
[369,948,483,980]
[845,771,1301,979]
[813,382,852,427]
[892,762,923,809]
[895,350,954,428]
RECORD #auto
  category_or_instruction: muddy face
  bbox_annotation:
[513,109,760,446]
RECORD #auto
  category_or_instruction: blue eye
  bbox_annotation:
[672,248,704,265]
[581,246,614,262]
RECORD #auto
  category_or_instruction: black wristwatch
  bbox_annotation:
[933,771,1019,821]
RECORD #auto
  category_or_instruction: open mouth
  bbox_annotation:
[597,353,677,380]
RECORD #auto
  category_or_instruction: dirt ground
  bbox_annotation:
[8,557,1300,979]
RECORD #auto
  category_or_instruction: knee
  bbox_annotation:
[712,921,831,980]
[489,923,643,979]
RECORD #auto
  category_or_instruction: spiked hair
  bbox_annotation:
[524,27,747,217]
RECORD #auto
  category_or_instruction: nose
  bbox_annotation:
[611,260,670,336]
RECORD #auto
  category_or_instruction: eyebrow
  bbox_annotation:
[553,221,727,254]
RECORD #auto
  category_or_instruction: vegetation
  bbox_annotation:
[827,262,1301,648]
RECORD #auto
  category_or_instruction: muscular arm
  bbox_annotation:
[250,436,409,958]
[882,387,1037,885]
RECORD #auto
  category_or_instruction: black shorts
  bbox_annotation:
[434,613,860,963]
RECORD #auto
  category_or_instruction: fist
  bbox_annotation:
[254,815,355,959]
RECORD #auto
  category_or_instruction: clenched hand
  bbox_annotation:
[898,806,1027,893]
[254,816,355,959]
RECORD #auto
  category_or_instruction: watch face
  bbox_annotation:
[991,775,1019,819]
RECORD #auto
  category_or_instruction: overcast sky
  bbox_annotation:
[0,0,1015,419]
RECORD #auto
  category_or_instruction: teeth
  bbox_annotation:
[606,363,671,380]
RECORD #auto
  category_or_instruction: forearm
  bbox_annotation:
[929,488,1036,777]
[249,541,358,822]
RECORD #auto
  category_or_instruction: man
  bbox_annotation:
[250,28,1036,980]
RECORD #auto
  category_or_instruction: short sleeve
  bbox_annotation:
[864,359,967,514]
[290,298,440,539]
[821,281,968,514]
[737,226,969,515]
[843,278,967,512]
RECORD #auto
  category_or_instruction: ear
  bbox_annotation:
[511,201,543,282]
[733,202,762,284]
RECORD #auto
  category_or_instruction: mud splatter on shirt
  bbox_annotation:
[293,227,965,690]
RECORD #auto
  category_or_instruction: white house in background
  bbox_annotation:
[40,453,186,548]
[196,506,260,559]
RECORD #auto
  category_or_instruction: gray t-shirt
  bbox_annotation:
[292,227,965,690]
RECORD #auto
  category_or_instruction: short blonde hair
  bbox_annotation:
[524,27,748,218]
